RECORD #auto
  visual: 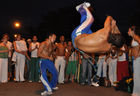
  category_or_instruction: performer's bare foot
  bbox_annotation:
[111,19,120,34]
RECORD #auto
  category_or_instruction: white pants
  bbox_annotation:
[0,58,8,83]
[108,58,117,85]
[97,58,107,77]
[55,56,66,83]
[133,57,140,96]
[15,52,25,81]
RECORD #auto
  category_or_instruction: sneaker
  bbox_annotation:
[91,82,99,87]
[41,91,52,96]
[29,80,32,83]
[1,81,8,83]
[80,83,85,86]
[84,2,91,7]
[38,80,41,83]
[58,82,64,84]
[53,87,59,91]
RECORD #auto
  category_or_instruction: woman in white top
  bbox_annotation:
[128,27,140,96]
[13,34,27,82]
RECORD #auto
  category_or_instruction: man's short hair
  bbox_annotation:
[107,33,125,48]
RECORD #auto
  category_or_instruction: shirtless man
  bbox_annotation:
[38,34,58,96]
[128,27,140,96]
[55,35,66,84]
[72,2,124,53]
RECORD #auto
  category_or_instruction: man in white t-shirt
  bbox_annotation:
[29,36,40,82]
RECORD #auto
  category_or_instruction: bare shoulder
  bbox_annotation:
[40,41,46,47]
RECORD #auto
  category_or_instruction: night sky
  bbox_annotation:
[0,0,140,41]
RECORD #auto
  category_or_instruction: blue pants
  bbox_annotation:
[71,5,93,50]
[40,59,58,92]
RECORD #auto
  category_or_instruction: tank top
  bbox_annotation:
[31,42,39,57]
[132,39,139,47]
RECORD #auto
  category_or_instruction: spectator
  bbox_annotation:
[13,34,28,82]
[128,27,140,96]
[29,36,40,82]
[55,36,66,84]
[65,42,78,83]
[117,45,129,81]
[0,36,9,83]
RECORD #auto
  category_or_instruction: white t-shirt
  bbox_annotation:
[15,40,27,51]
[6,41,12,57]
[31,42,39,58]
[118,46,126,61]
[69,51,77,61]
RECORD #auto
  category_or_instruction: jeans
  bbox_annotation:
[81,58,92,85]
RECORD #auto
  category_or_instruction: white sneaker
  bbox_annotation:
[1,81,8,83]
[91,82,99,87]
[58,82,64,84]
[38,80,41,83]
[84,2,91,7]
[53,87,59,91]
[41,91,52,96]
[29,80,32,83]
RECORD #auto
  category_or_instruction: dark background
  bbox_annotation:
[0,0,140,42]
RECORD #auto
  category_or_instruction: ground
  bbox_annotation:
[0,82,131,96]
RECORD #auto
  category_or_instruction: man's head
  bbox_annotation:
[49,34,56,43]
[68,41,72,46]
[32,36,38,42]
[3,33,9,41]
[27,39,32,44]
[60,35,64,42]
[16,34,21,41]
[108,33,125,48]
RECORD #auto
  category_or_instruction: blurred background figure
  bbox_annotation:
[29,36,40,82]
[0,35,9,83]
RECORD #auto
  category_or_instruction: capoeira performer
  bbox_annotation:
[13,34,28,82]
[71,2,124,54]
[128,27,140,96]
[38,34,58,96]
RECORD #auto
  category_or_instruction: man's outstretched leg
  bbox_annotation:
[72,3,124,53]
